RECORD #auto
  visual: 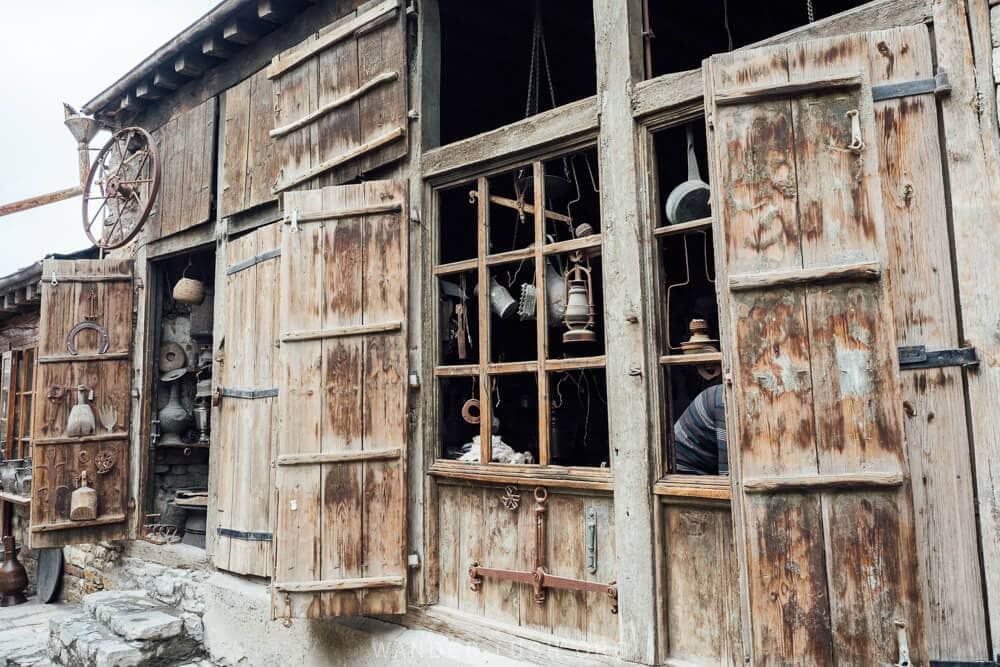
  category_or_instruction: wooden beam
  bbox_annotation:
[174,53,207,78]
[592,0,659,662]
[276,448,402,466]
[152,69,181,91]
[257,0,288,23]
[119,93,145,113]
[274,575,405,593]
[268,71,398,138]
[280,320,402,342]
[223,19,263,45]
[421,95,598,181]
[0,293,18,313]
[24,283,39,303]
[12,287,28,306]
[713,72,862,106]
[728,261,882,291]
[0,185,81,218]
[202,36,234,59]
[742,472,905,494]
[272,126,405,192]
[134,81,163,101]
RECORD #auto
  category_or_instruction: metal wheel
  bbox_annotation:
[82,126,160,249]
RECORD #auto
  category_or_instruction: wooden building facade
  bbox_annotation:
[6,0,1000,663]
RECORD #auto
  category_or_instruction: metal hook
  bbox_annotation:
[846,109,865,154]
[51,270,58,286]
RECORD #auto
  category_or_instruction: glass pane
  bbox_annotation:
[438,182,478,264]
[548,368,609,467]
[439,271,479,366]
[489,260,536,363]
[665,366,726,476]
[439,377,481,461]
[488,165,535,255]
[24,348,34,390]
[490,373,538,464]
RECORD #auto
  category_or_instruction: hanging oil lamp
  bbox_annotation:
[562,251,597,343]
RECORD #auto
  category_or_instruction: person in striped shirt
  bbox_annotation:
[673,384,728,475]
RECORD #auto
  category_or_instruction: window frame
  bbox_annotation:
[636,101,732,499]
[427,142,615,491]
[4,346,36,461]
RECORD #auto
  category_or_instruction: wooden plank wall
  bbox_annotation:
[147,97,217,240]
[869,31,987,660]
[0,312,40,351]
[221,70,278,218]
[436,483,618,649]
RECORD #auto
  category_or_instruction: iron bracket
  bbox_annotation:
[225,248,281,276]
[217,527,273,541]
[220,387,279,400]
[873,70,951,102]
[898,345,978,371]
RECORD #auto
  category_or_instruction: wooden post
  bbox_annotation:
[591,0,659,662]
[933,0,1000,658]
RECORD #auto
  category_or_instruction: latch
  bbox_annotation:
[873,69,952,102]
[585,507,598,574]
[898,345,978,371]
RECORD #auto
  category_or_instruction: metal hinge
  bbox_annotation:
[217,527,272,542]
[873,69,951,102]
[898,345,978,371]
[220,387,279,400]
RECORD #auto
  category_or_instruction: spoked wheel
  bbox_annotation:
[82,127,160,250]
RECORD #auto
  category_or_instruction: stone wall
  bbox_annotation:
[62,541,211,645]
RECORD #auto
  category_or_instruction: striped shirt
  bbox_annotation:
[673,384,728,475]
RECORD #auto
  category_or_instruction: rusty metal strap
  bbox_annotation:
[220,387,278,400]
[225,248,281,276]
[873,71,951,102]
[217,527,272,542]
[898,345,978,370]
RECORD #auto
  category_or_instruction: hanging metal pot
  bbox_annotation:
[475,277,517,320]
[664,126,711,225]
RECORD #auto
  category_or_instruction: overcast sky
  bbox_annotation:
[0,0,219,276]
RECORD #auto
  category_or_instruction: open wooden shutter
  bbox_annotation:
[272,181,408,620]
[268,0,407,193]
[29,259,134,548]
[213,223,281,577]
[706,28,928,664]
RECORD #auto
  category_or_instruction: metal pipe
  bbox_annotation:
[0,186,83,219]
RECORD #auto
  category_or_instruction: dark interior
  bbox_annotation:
[145,248,215,548]
[549,369,609,467]
[437,0,597,145]
[646,0,875,77]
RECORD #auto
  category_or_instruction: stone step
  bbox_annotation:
[48,591,205,667]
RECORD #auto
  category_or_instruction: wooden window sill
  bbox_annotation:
[430,460,613,492]
[654,474,731,502]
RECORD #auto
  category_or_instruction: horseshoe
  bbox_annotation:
[66,321,110,355]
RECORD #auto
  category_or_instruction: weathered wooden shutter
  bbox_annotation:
[268,0,407,193]
[212,223,281,577]
[272,181,408,619]
[28,259,135,548]
[705,28,928,664]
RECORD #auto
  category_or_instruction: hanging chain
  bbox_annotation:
[806,0,815,22]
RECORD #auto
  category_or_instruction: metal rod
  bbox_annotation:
[0,186,82,219]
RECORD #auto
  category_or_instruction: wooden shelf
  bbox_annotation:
[659,351,722,365]
[653,216,713,237]
[157,442,209,450]
[0,491,30,506]
[430,460,613,492]
[34,432,130,445]
[654,475,731,502]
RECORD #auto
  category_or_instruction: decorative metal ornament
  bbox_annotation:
[501,486,521,511]
[82,126,161,250]
[66,321,110,355]
[94,451,115,475]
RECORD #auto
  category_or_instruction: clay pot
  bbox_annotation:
[0,536,28,606]
[158,373,190,446]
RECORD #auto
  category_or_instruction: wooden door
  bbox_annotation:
[28,259,135,548]
[705,28,929,664]
[213,223,281,577]
[272,181,408,620]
